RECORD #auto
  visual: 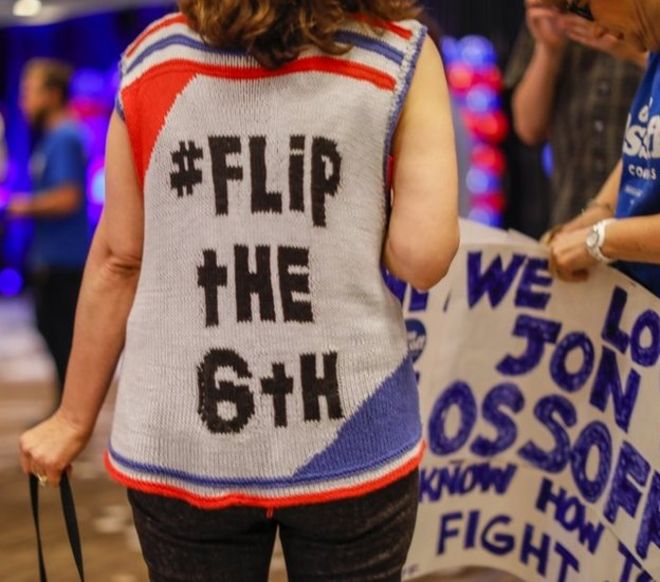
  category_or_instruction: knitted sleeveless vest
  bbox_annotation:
[106,12,428,509]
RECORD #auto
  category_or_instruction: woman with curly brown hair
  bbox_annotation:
[18,0,459,579]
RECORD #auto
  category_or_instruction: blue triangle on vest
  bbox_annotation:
[293,356,421,479]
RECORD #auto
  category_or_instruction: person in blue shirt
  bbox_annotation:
[8,59,91,401]
[543,0,660,297]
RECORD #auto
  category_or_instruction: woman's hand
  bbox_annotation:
[526,1,567,53]
[19,410,91,487]
[561,14,648,68]
[549,227,598,282]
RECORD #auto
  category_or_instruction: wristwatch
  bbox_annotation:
[586,219,616,265]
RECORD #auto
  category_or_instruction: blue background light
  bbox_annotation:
[0,267,23,296]
[457,36,498,70]
[445,35,507,226]
[465,85,500,114]
[467,167,500,197]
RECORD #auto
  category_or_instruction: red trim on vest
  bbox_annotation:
[126,13,188,58]
[104,444,424,510]
[121,67,197,187]
[121,56,396,185]
[155,56,398,90]
[352,15,413,40]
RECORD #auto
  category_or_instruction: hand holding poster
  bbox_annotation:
[398,221,659,582]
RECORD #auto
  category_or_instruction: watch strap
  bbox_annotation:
[588,219,616,265]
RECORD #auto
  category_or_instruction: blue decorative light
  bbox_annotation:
[465,85,500,114]
[445,34,507,227]
[441,37,461,65]
[0,267,23,296]
[542,143,554,178]
[458,35,498,70]
[91,166,105,204]
[466,167,500,196]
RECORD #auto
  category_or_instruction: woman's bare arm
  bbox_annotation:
[550,160,660,279]
[19,112,144,484]
[512,5,567,145]
[602,215,660,264]
[384,37,459,291]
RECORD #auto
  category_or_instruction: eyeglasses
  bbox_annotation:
[566,0,594,21]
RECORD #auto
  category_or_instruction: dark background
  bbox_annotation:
[426,0,526,67]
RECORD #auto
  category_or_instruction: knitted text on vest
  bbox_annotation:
[169,134,347,435]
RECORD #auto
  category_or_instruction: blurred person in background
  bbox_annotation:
[506,0,646,229]
[8,59,91,405]
[545,0,660,296]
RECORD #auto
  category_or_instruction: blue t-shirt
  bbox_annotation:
[616,53,660,297]
[30,121,90,269]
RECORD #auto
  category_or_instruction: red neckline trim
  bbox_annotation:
[352,14,414,40]
[133,55,397,91]
[126,13,189,58]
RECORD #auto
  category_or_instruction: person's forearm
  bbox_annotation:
[57,226,141,436]
[29,185,82,217]
[602,214,660,264]
[512,45,564,145]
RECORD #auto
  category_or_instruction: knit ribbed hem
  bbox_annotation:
[104,440,425,510]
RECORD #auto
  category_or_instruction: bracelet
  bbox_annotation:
[586,219,616,265]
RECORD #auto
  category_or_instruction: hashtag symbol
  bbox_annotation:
[170,140,204,197]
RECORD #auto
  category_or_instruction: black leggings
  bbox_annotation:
[128,470,419,582]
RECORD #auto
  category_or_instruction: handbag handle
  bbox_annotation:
[29,473,85,582]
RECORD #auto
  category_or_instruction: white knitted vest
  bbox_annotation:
[107,12,427,508]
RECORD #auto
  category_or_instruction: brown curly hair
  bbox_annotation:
[179,0,421,69]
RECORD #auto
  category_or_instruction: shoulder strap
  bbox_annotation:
[29,473,85,582]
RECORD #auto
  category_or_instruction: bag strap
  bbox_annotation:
[30,473,85,582]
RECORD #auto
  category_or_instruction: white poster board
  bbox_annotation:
[397,221,659,582]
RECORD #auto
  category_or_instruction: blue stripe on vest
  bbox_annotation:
[127,30,405,77]
[383,26,427,198]
[335,31,405,65]
[114,95,126,121]
[126,34,244,75]
[294,355,421,477]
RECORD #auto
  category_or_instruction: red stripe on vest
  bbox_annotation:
[121,67,197,188]
[162,56,398,90]
[126,13,188,58]
[104,444,424,510]
[120,56,396,186]
[352,15,414,40]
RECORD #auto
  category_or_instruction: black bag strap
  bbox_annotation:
[30,473,85,582]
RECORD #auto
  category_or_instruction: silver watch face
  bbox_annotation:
[586,230,599,250]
